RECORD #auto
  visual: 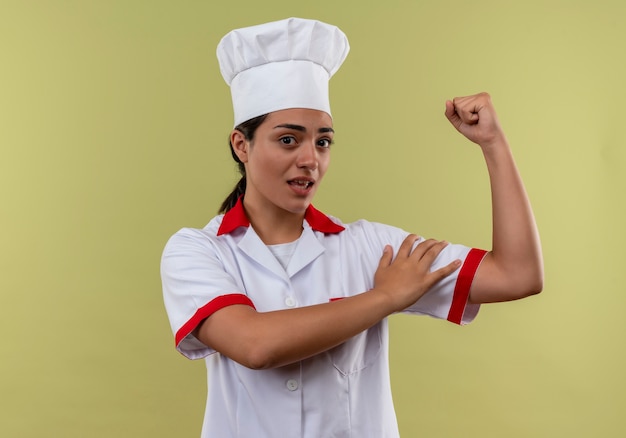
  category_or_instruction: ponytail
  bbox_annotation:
[219,174,246,214]
[218,114,268,214]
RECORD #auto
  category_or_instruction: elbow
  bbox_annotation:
[514,256,544,298]
[531,272,544,295]
[527,260,545,296]
[528,273,544,296]
[522,278,543,298]
[195,322,279,370]
[244,350,273,370]
[514,268,544,300]
[242,340,281,370]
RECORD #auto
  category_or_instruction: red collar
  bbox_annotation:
[217,197,345,236]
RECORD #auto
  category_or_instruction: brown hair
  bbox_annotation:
[218,114,268,213]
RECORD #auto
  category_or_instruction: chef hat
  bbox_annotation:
[217,17,350,127]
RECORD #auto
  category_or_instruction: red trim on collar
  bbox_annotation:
[304,204,345,234]
[217,197,250,235]
[217,197,345,236]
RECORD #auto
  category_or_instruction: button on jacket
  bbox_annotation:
[161,199,486,438]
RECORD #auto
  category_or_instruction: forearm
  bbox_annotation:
[196,288,394,369]
[196,237,460,369]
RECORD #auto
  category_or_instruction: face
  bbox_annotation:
[232,108,334,216]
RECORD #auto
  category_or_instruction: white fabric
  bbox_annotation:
[161,214,481,438]
[268,239,299,269]
[217,17,350,126]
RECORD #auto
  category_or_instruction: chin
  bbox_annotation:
[283,197,313,215]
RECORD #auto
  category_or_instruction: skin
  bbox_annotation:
[230,108,333,244]
[444,93,543,303]
[194,94,544,369]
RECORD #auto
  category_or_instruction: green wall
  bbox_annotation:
[2,1,625,436]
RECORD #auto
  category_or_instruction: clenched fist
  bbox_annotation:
[445,92,507,150]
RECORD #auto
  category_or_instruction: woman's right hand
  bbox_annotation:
[373,234,461,312]
[195,234,461,370]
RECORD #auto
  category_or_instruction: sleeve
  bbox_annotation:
[160,228,255,359]
[402,243,487,325]
[348,220,487,325]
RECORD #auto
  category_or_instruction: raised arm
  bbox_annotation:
[194,237,459,369]
[445,92,544,303]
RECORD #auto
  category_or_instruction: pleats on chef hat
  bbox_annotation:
[217,17,350,127]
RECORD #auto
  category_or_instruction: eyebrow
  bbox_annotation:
[274,124,335,134]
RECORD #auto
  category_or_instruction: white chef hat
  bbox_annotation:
[217,17,350,127]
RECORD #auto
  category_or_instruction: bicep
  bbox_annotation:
[469,252,532,304]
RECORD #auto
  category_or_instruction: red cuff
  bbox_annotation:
[447,248,487,325]
[175,294,256,346]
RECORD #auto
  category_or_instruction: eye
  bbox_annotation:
[317,138,333,148]
[279,136,296,146]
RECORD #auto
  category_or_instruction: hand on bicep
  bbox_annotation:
[373,234,461,312]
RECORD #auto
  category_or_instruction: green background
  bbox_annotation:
[2,1,625,436]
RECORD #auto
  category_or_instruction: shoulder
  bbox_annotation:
[319,216,410,251]
[335,217,407,239]
[162,215,226,255]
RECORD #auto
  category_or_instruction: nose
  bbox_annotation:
[296,142,317,170]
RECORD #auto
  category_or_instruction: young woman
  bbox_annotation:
[161,17,543,438]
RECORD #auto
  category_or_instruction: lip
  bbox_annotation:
[287,177,316,196]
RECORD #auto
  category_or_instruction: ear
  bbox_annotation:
[230,130,249,163]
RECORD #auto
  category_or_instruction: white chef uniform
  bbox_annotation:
[161,198,486,437]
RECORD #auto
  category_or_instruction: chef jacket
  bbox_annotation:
[161,198,486,437]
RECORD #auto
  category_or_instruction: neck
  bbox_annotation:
[242,198,306,245]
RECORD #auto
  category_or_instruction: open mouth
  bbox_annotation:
[288,179,314,189]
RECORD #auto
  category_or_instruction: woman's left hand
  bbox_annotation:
[444,92,507,150]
